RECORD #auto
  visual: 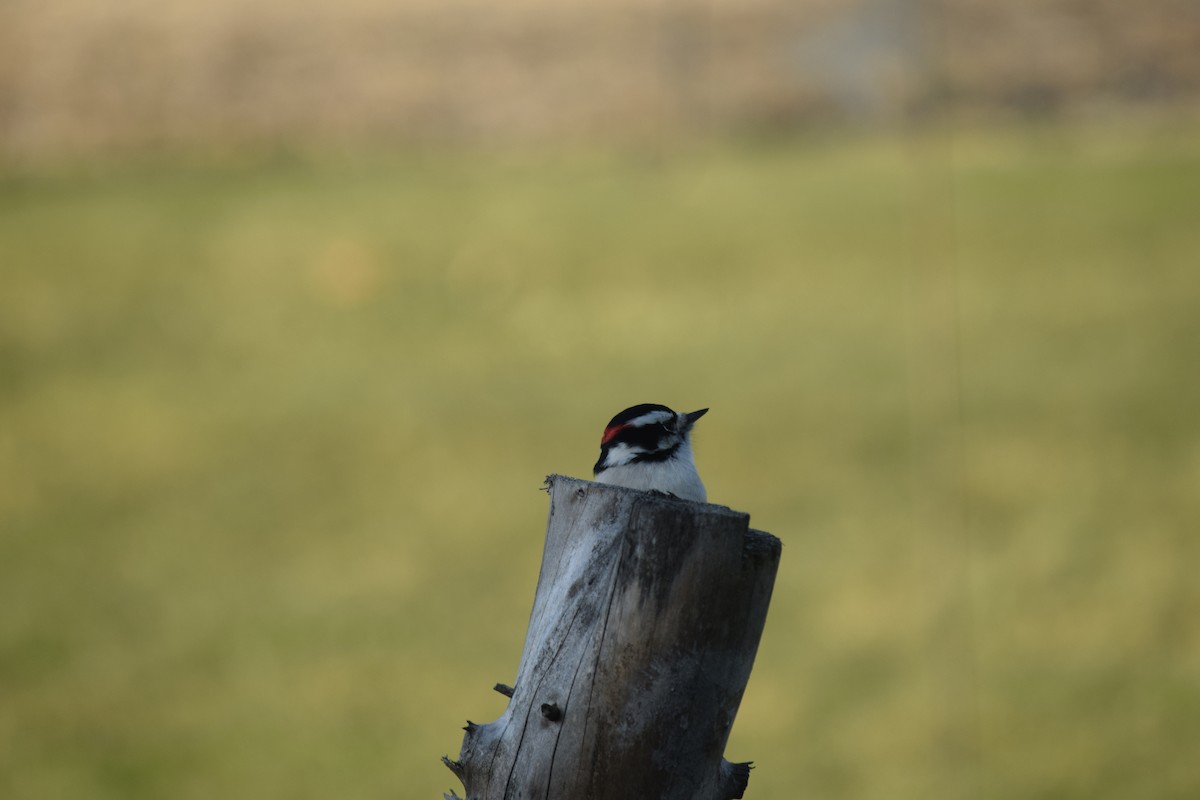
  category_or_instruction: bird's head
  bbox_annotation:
[593,403,708,473]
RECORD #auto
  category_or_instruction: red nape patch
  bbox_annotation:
[601,423,628,445]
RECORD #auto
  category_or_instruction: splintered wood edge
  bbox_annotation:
[543,474,764,530]
[744,529,782,561]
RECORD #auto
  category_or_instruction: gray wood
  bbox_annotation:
[444,475,782,800]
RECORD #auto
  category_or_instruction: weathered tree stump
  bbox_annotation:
[443,475,782,800]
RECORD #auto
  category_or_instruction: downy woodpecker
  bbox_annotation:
[592,403,709,502]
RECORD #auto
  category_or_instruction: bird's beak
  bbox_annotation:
[685,408,709,427]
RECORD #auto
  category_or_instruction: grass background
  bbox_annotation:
[2,123,1199,799]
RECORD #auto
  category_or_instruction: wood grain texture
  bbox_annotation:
[445,475,781,800]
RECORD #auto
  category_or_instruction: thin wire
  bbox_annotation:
[903,0,983,796]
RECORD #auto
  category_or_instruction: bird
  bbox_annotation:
[592,403,709,502]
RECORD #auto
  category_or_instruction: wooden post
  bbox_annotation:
[443,475,782,800]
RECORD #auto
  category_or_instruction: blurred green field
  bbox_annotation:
[2,125,1199,800]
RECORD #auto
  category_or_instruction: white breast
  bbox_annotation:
[595,442,707,502]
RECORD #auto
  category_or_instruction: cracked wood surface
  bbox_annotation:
[445,475,781,800]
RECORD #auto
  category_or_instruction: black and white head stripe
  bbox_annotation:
[594,403,708,474]
[600,404,676,444]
